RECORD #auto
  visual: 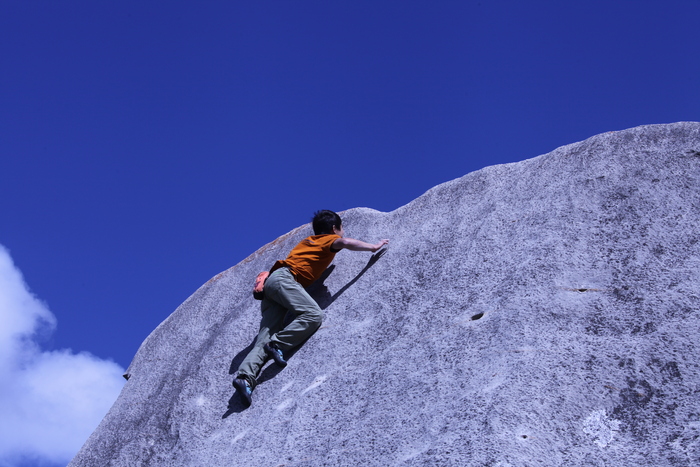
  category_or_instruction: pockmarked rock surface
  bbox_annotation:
[70,123,700,466]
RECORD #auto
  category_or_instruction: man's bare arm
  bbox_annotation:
[332,237,389,252]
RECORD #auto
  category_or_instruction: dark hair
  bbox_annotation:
[312,210,342,235]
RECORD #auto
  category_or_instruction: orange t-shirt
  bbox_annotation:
[271,234,340,287]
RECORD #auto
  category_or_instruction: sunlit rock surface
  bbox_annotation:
[70,123,700,466]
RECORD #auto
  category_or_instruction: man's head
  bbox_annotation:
[312,210,342,235]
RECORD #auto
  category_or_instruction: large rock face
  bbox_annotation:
[71,123,700,466]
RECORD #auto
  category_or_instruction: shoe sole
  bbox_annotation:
[264,343,287,367]
[232,378,252,407]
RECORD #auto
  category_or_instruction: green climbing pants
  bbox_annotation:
[237,267,324,386]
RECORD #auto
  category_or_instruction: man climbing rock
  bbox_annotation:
[233,210,389,407]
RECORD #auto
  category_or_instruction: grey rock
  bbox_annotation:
[70,122,700,466]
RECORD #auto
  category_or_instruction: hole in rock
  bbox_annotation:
[521,435,528,439]
[471,313,484,321]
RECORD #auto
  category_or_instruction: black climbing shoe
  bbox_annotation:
[232,377,253,407]
[264,342,287,367]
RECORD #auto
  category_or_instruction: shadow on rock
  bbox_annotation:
[308,248,386,310]
[305,264,335,309]
[228,340,256,375]
[223,394,247,417]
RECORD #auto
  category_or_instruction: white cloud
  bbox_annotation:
[0,245,125,467]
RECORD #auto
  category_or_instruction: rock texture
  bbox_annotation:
[70,123,700,466]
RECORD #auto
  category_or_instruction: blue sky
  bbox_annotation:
[1,1,698,465]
